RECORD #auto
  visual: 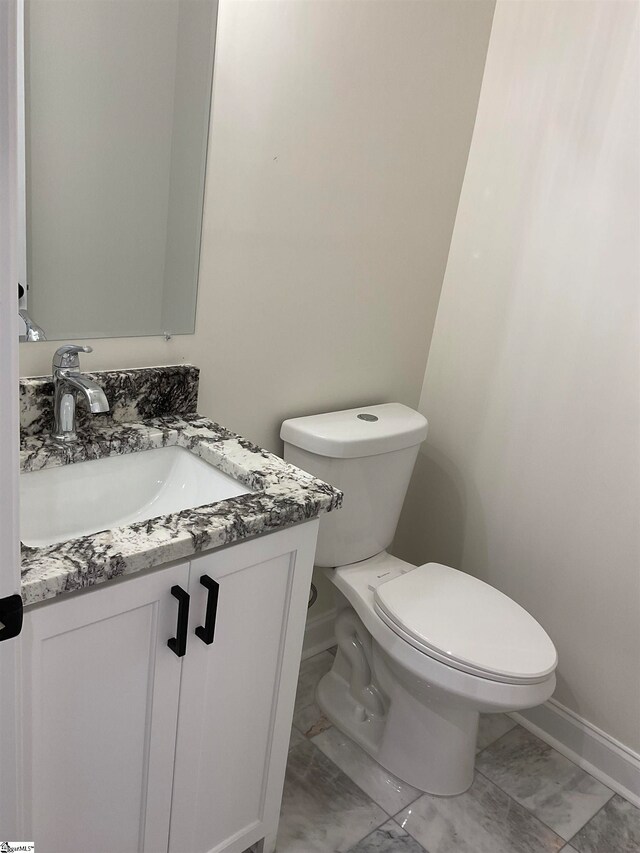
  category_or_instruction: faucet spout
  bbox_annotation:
[19,308,47,342]
[63,373,110,414]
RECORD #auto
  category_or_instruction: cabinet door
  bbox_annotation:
[21,562,190,853]
[169,522,318,853]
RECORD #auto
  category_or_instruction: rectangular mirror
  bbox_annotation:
[23,0,218,340]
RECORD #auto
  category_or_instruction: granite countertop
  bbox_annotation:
[19,366,342,607]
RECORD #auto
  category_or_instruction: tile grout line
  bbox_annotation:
[506,716,637,801]
[292,721,438,852]
[341,818,384,853]
[389,805,433,853]
[288,726,397,821]
[282,736,398,853]
[474,721,518,756]
[389,765,594,849]
[389,725,569,830]
[306,727,434,826]
[475,723,620,839]
[346,814,407,853]
[391,790,425,822]
[473,767,566,842]
[345,814,432,853]
[473,766,615,845]
[294,682,423,822]
[565,794,620,851]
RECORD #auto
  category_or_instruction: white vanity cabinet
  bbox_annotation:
[19,521,319,853]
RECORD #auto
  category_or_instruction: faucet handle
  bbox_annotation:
[52,344,93,370]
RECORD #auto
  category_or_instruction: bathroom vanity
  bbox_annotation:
[17,365,341,853]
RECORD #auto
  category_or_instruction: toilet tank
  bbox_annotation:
[281,403,428,568]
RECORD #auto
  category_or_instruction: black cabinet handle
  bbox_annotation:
[195,575,219,646]
[168,585,190,657]
[0,594,23,642]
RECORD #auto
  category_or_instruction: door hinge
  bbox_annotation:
[0,593,23,642]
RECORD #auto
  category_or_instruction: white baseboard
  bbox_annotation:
[302,608,336,660]
[511,699,640,808]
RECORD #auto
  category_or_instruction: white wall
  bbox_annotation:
[20,0,494,455]
[395,0,640,752]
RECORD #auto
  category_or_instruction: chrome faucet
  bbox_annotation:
[52,345,110,443]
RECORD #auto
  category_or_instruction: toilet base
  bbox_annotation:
[317,654,479,797]
[316,667,386,759]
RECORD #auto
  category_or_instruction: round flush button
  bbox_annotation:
[357,413,378,422]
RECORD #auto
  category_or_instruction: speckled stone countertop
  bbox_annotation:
[19,366,341,607]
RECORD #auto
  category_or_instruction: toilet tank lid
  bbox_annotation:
[280,403,428,458]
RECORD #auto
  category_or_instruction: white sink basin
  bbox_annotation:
[21,446,254,547]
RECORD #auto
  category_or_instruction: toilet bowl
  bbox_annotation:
[318,551,556,794]
[281,403,557,796]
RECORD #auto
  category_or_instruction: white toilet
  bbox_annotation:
[281,403,557,796]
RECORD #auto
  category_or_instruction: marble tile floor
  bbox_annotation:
[270,650,640,853]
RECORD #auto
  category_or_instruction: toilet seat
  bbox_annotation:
[374,563,557,685]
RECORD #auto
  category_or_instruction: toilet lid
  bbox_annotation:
[374,563,557,684]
